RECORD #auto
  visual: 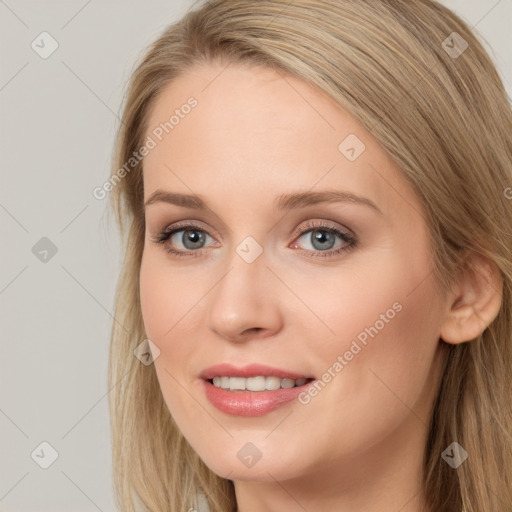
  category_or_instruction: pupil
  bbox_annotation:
[184,230,204,249]
[312,230,335,250]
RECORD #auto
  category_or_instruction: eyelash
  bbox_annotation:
[150,220,357,259]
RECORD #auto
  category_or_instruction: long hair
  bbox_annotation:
[106,1,512,510]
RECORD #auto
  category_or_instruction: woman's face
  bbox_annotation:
[139,61,448,486]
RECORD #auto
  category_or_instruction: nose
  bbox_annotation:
[206,248,283,343]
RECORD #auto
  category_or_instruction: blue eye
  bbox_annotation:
[151,224,215,258]
[151,220,357,259]
[292,223,356,257]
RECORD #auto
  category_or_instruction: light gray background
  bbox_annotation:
[1,1,510,511]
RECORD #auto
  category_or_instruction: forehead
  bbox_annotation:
[142,61,418,222]
[145,61,362,158]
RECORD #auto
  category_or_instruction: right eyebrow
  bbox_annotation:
[144,190,206,209]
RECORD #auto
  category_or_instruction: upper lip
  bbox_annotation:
[199,363,313,381]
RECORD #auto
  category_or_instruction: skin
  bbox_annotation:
[138,60,502,512]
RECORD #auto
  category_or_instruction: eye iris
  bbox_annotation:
[182,229,205,249]
[311,230,335,250]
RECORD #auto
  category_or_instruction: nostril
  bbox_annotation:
[244,327,262,335]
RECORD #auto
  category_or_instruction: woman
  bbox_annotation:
[107,1,512,511]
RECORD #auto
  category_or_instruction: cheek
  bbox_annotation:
[321,260,442,431]
[306,246,442,409]
[139,249,207,398]
[139,250,197,340]
[291,250,423,356]
[320,231,441,364]
[369,277,443,393]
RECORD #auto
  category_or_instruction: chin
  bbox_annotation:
[197,448,307,483]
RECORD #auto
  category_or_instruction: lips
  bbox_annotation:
[199,363,313,381]
[199,363,317,416]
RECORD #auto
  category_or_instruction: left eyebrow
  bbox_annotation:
[274,190,383,215]
[144,189,383,216]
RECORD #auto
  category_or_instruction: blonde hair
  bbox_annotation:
[107,1,512,510]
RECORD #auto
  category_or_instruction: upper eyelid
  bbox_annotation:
[147,200,373,237]
[162,220,218,239]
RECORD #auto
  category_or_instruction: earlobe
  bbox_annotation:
[439,251,503,344]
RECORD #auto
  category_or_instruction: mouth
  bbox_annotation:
[199,362,315,387]
[199,363,317,416]
[206,375,315,392]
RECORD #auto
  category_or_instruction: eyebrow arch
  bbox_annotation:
[144,189,383,215]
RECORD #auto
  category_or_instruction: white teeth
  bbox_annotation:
[210,376,309,391]
[229,377,245,390]
[281,378,295,389]
[246,376,266,391]
[265,376,281,390]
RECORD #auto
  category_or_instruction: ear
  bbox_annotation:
[440,250,503,344]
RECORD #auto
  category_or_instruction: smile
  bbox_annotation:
[210,376,311,391]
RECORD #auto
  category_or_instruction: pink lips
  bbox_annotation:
[199,363,315,417]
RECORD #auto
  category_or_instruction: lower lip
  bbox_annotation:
[202,379,314,417]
